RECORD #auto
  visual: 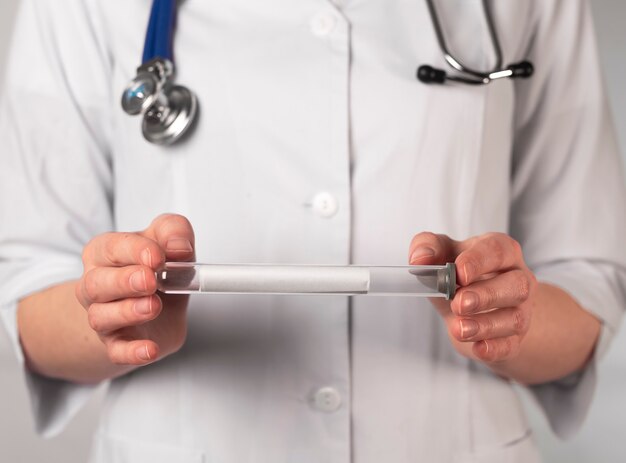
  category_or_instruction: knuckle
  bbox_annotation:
[435,234,453,253]
[75,281,87,308]
[483,316,496,337]
[497,338,513,360]
[510,238,523,259]
[512,309,527,334]
[504,337,521,360]
[487,236,506,267]
[87,307,101,331]
[155,213,192,230]
[83,270,101,302]
[448,319,462,341]
[482,231,501,242]
[118,300,135,325]
[172,214,193,230]
[144,270,157,293]
[117,269,133,294]
[459,255,480,281]
[81,241,94,266]
[106,341,132,365]
[154,212,176,223]
[518,273,531,300]
[411,231,438,247]
[110,356,126,366]
[103,234,122,265]
[502,336,514,358]
[483,285,499,307]
[420,231,438,241]
[107,347,123,365]
[145,242,165,268]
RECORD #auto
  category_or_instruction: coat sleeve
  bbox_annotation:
[509,0,626,439]
[0,0,114,437]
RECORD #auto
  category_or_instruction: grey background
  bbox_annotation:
[0,0,625,461]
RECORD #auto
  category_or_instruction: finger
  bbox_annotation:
[104,337,160,366]
[449,306,530,343]
[408,232,467,265]
[455,233,523,285]
[451,269,535,316]
[87,295,162,333]
[142,214,195,262]
[79,265,157,306]
[473,336,521,363]
[83,232,165,270]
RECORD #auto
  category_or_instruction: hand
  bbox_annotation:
[76,214,195,366]
[409,232,537,365]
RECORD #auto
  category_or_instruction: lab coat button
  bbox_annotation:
[312,387,342,412]
[311,13,337,37]
[312,192,339,218]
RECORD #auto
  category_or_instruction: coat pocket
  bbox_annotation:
[90,433,205,463]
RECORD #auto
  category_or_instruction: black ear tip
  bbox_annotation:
[521,61,534,77]
[417,65,446,83]
[417,65,432,82]
[510,61,534,78]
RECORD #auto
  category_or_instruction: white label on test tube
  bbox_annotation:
[197,265,371,294]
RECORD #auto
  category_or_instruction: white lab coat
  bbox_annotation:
[1,0,625,461]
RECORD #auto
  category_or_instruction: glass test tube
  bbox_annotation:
[156,262,456,300]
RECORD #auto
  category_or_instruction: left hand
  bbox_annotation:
[409,232,538,364]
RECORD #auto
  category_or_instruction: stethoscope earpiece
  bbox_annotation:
[417,0,534,86]
[417,65,447,84]
[509,61,534,79]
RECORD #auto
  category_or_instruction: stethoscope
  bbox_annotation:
[121,0,197,145]
[122,0,534,145]
[417,0,534,85]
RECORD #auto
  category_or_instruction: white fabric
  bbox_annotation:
[0,0,625,461]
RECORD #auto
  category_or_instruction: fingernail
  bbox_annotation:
[130,270,147,292]
[134,298,152,316]
[166,238,193,253]
[410,247,435,263]
[140,248,153,268]
[460,319,479,339]
[136,345,151,361]
[461,292,478,313]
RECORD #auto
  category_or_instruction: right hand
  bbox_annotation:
[76,214,195,366]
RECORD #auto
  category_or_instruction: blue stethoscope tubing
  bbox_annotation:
[143,0,176,64]
[121,0,197,145]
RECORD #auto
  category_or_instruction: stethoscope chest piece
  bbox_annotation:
[122,0,198,146]
[122,58,198,146]
[142,84,198,145]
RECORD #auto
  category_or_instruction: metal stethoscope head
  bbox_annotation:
[417,0,534,85]
[121,0,198,145]
[122,58,197,145]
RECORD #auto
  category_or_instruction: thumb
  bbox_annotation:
[143,213,196,263]
[408,232,460,265]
